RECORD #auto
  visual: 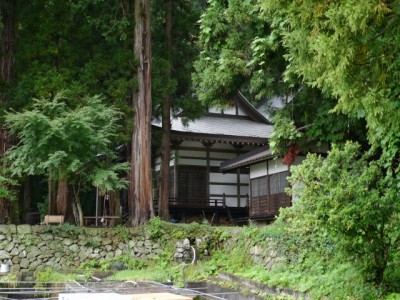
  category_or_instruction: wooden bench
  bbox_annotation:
[43,215,64,225]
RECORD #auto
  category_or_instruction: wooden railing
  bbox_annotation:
[169,197,225,207]
[154,193,249,209]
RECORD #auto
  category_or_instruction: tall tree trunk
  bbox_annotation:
[128,0,153,226]
[0,0,15,106]
[48,177,57,215]
[109,191,121,226]
[0,0,15,156]
[56,179,68,216]
[159,0,172,220]
[0,0,16,223]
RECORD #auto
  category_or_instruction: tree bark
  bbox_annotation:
[48,177,57,215]
[72,185,84,226]
[0,0,16,223]
[56,179,68,216]
[109,191,121,226]
[0,0,15,155]
[159,0,173,220]
[128,0,153,226]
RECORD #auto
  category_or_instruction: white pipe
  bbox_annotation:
[190,246,196,264]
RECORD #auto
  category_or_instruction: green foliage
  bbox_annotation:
[112,225,131,242]
[0,172,18,202]
[80,255,147,272]
[261,0,400,180]
[269,111,303,155]
[193,0,289,106]
[80,259,111,272]
[11,222,387,297]
[261,0,400,137]
[5,93,127,221]
[42,223,84,237]
[147,217,215,242]
[151,0,205,121]
[106,265,178,283]
[82,238,101,248]
[34,268,53,284]
[193,0,361,151]
[37,197,49,220]
[89,162,129,195]
[22,235,40,247]
[287,142,400,284]
[13,1,134,121]
[112,254,147,270]
[0,273,19,287]
[213,227,231,243]
[6,93,122,178]
[147,216,165,239]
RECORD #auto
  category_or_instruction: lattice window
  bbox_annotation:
[250,171,291,217]
[177,165,207,204]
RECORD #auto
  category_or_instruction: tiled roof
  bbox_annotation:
[153,115,273,145]
[174,116,272,138]
[220,145,275,172]
[151,92,276,145]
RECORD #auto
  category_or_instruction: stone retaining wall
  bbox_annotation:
[0,225,162,272]
[222,236,285,271]
[249,238,285,270]
[0,224,283,274]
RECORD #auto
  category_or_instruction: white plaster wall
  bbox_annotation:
[225,197,238,207]
[250,162,268,179]
[250,158,294,178]
[292,155,306,166]
[154,156,175,171]
[267,159,289,175]
[242,145,258,152]
[210,151,237,159]
[210,160,224,167]
[237,106,246,116]
[240,186,249,195]
[208,106,222,114]
[180,141,204,148]
[178,158,207,166]
[211,143,236,150]
[210,173,237,183]
[222,107,236,115]
[154,156,161,172]
[178,149,206,158]
[240,174,250,183]
[239,197,248,207]
[210,185,237,195]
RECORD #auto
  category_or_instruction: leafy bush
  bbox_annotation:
[42,223,84,237]
[147,216,164,239]
[112,225,130,242]
[287,141,400,285]
[79,259,111,272]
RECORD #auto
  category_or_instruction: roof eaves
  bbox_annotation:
[220,146,275,172]
[236,91,273,125]
[170,131,269,146]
